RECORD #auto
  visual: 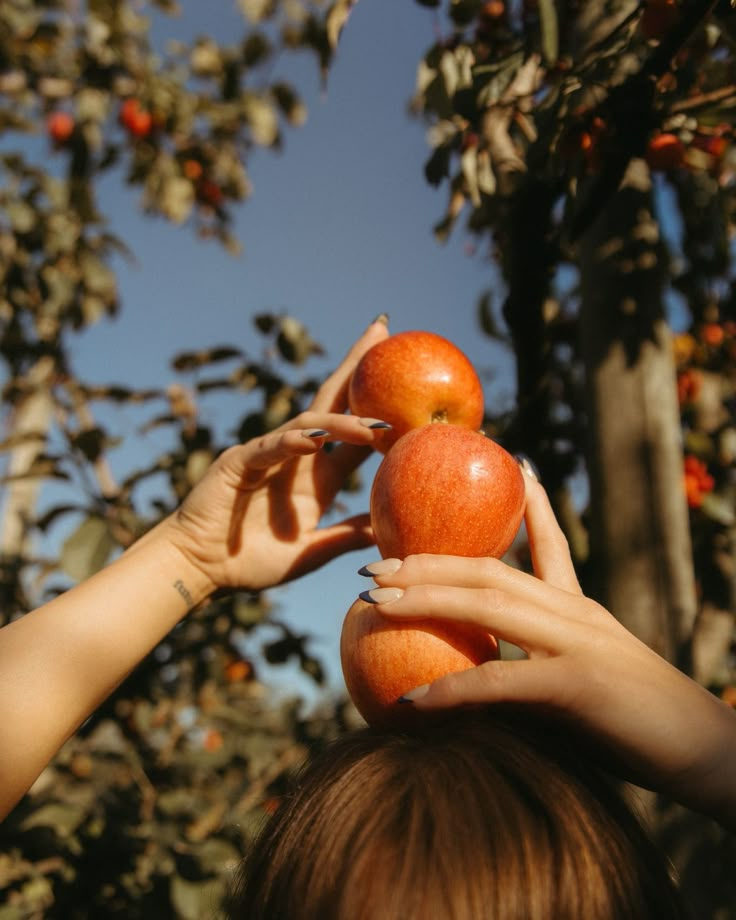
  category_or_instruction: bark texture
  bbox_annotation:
[578,160,697,664]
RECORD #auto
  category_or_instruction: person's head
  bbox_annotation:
[227,707,687,919]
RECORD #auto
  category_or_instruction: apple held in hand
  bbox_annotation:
[348,330,484,452]
[340,597,499,728]
[370,424,526,560]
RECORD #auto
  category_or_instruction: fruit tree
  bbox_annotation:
[0,1,359,915]
[409,0,735,907]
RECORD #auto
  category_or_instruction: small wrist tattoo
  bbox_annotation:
[173,579,194,607]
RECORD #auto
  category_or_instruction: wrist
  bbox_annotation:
[124,517,217,608]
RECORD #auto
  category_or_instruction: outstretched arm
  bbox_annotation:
[360,471,736,831]
[0,317,390,821]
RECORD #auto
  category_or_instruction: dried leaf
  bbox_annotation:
[238,0,275,22]
[326,0,357,51]
[60,516,115,582]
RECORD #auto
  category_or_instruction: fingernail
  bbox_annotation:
[514,453,540,482]
[358,417,392,430]
[398,684,430,704]
[371,312,389,326]
[304,428,330,439]
[359,587,404,604]
[358,558,402,577]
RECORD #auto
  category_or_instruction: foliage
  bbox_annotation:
[1,0,735,914]
[0,1,359,915]
[410,0,735,678]
[410,1,735,911]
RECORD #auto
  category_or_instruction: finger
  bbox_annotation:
[226,428,329,482]
[281,412,392,448]
[309,318,389,413]
[523,476,582,594]
[365,552,577,616]
[403,657,570,710]
[233,414,391,480]
[361,582,569,653]
[287,514,375,581]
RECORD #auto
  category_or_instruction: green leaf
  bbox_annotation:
[160,176,194,224]
[449,0,480,27]
[424,144,453,187]
[80,252,116,299]
[242,32,273,68]
[242,93,279,146]
[274,316,324,365]
[6,200,36,234]
[477,290,509,341]
[60,516,115,582]
[234,596,268,626]
[253,312,276,334]
[170,875,226,920]
[700,493,736,526]
[272,82,307,127]
[172,346,243,371]
[538,0,559,66]
[20,803,86,839]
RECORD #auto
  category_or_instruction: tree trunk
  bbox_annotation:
[0,356,55,557]
[578,159,698,665]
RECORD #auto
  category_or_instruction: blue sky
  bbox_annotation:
[61,1,515,705]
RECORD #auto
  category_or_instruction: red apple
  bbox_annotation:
[119,98,153,139]
[370,423,525,560]
[348,330,484,452]
[645,133,685,172]
[47,111,74,146]
[340,597,499,727]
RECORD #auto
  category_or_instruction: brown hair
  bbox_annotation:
[227,707,688,919]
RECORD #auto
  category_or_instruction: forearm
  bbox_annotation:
[0,519,212,820]
[672,697,736,832]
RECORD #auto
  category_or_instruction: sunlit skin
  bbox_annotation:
[360,474,736,831]
[0,319,390,821]
[0,317,735,837]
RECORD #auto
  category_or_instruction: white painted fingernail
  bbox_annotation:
[514,453,540,482]
[358,558,402,577]
[359,587,404,604]
[398,684,430,703]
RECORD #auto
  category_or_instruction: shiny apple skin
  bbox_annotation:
[340,598,499,728]
[348,330,484,452]
[370,424,526,560]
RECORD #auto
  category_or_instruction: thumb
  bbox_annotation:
[289,514,375,579]
[404,658,566,710]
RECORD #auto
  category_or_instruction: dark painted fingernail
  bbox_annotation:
[304,428,330,438]
[359,587,403,604]
[514,453,540,482]
[371,312,389,326]
[397,684,429,704]
[358,559,401,577]
[357,417,392,430]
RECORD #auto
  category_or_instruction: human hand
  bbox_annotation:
[359,473,736,828]
[161,318,391,595]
